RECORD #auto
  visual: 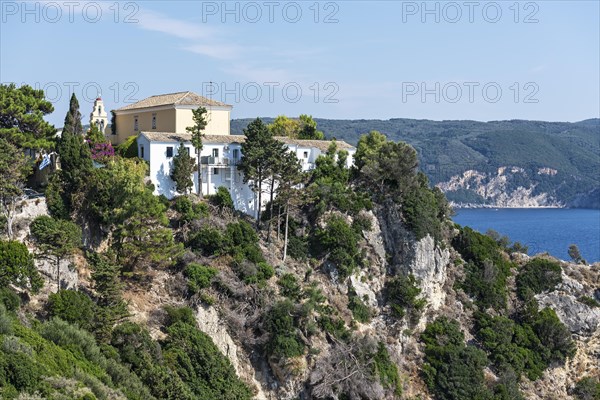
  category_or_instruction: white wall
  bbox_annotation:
[139,135,355,217]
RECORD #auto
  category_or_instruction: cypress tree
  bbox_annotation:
[171,142,195,195]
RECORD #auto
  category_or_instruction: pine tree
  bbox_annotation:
[186,107,208,197]
[89,252,128,340]
[171,142,195,195]
[29,215,82,291]
[278,152,302,261]
[0,138,31,238]
[239,118,277,227]
[0,83,56,150]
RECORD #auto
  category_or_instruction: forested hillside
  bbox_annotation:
[233,118,600,208]
[2,84,599,400]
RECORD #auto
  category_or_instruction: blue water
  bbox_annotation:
[453,209,600,263]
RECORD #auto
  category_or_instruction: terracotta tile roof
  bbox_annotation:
[115,91,230,111]
[139,132,355,151]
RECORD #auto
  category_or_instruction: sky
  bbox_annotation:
[1,0,599,127]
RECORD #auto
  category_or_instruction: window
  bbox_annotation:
[303,151,309,158]
[152,113,156,129]
[212,148,219,157]
[140,146,144,158]
[213,168,219,175]
[233,149,239,160]
[134,116,139,131]
[166,146,173,158]
[98,105,102,114]
[186,147,190,155]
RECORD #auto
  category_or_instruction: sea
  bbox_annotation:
[453,208,600,263]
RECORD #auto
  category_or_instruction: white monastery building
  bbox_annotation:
[111,91,356,216]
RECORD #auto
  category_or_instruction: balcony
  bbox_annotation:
[200,156,240,166]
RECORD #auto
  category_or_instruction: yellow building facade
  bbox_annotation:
[110,91,232,144]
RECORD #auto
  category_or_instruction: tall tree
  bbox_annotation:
[268,115,300,137]
[29,215,82,291]
[0,138,31,238]
[57,94,93,214]
[63,93,84,136]
[279,152,303,262]
[265,139,289,242]
[239,118,276,226]
[186,107,208,197]
[89,252,128,340]
[0,83,56,150]
[298,114,324,140]
[171,142,195,195]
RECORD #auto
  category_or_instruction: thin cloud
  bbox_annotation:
[137,10,217,40]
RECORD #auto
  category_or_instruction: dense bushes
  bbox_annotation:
[385,274,426,323]
[184,263,218,294]
[47,290,96,331]
[348,287,372,324]
[573,377,600,400]
[421,317,491,400]
[173,196,208,223]
[453,226,513,310]
[209,186,234,210]
[313,214,362,278]
[162,311,253,400]
[0,240,43,293]
[264,300,305,359]
[516,258,562,299]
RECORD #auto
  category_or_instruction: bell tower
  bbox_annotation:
[90,96,109,135]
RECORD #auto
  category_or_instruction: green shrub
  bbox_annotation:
[421,317,491,400]
[0,288,21,312]
[184,263,218,295]
[209,186,234,210]
[187,226,226,256]
[48,290,96,331]
[351,213,373,234]
[318,315,351,341]
[277,273,302,300]
[244,262,275,285]
[164,321,252,399]
[573,376,600,400]
[163,306,196,328]
[174,196,208,223]
[0,240,43,294]
[579,296,600,308]
[373,342,402,395]
[453,226,512,310]
[402,177,449,243]
[516,258,562,299]
[264,300,305,359]
[287,235,309,261]
[313,215,362,278]
[348,288,371,323]
[385,274,426,324]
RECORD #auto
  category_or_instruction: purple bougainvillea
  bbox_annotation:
[90,141,115,162]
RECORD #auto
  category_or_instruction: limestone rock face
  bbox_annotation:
[195,305,268,400]
[535,266,600,335]
[536,293,600,334]
[376,202,450,312]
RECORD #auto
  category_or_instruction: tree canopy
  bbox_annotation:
[0,83,56,150]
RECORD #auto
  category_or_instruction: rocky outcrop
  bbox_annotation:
[376,202,450,313]
[535,265,600,335]
[536,293,600,334]
[195,305,269,400]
